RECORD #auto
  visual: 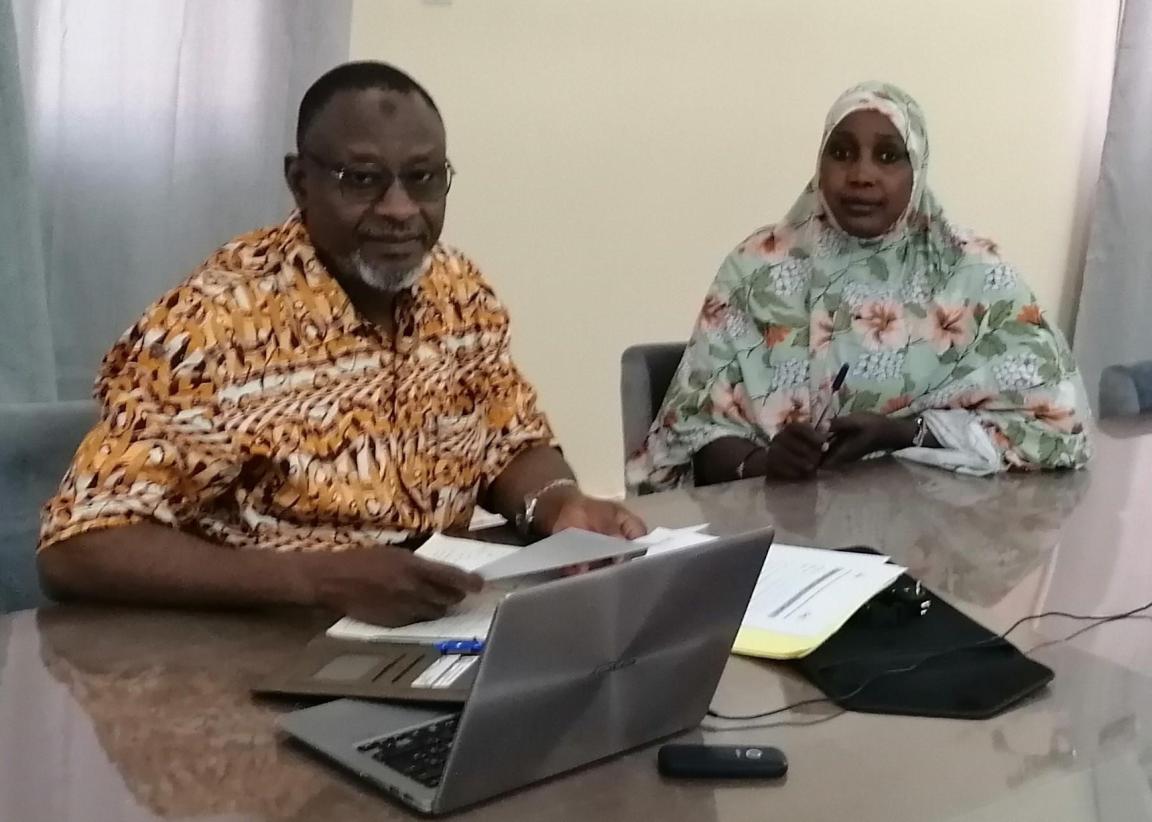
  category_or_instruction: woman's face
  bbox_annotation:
[818,109,914,238]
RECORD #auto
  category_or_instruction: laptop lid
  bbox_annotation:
[433,526,773,812]
[278,526,773,815]
[477,528,646,581]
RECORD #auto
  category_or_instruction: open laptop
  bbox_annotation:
[278,526,774,815]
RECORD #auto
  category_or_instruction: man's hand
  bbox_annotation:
[38,523,483,626]
[763,422,829,480]
[484,445,649,541]
[823,413,916,467]
[308,546,484,627]
[534,487,648,540]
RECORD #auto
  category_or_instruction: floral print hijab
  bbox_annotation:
[627,82,1090,494]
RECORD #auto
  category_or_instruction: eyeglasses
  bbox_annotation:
[299,150,455,203]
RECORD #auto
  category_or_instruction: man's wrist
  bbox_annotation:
[526,481,582,536]
[290,551,329,607]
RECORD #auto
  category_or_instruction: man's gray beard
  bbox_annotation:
[345,251,429,294]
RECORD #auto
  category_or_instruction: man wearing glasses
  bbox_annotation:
[38,62,646,628]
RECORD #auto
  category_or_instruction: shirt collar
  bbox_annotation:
[272,211,440,340]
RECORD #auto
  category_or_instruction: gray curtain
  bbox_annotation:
[1074,0,1152,412]
[0,0,54,403]
[0,0,350,612]
[2,0,351,400]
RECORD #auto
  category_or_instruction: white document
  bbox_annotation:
[435,655,479,687]
[410,654,462,688]
[415,529,641,581]
[414,533,519,572]
[468,508,506,531]
[741,545,904,639]
[327,582,520,643]
[636,524,717,556]
[476,529,642,581]
[329,529,518,643]
[767,544,892,566]
[411,655,479,689]
[327,529,639,643]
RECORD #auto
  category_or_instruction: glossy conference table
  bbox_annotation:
[3,418,1152,822]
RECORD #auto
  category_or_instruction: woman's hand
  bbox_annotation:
[822,413,917,466]
[762,423,830,480]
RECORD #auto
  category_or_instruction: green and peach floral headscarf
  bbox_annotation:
[627,82,1090,493]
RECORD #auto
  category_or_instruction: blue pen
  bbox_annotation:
[435,639,486,655]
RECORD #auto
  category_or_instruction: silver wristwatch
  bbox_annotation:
[911,415,929,448]
[515,478,578,536]
[735,446,763,480]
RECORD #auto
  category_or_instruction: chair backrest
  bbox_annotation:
[620,342,687,463]
[0,400,98,612]
[1099,360,1152,418]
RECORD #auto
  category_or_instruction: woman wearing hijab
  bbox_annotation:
[628,82,1090,494]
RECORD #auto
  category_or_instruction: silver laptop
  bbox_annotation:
[278,526,774,815]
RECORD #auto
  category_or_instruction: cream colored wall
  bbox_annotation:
[350,0,1118,497]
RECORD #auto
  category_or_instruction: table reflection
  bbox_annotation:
[32,606,377,820]
[655,457,1087,607]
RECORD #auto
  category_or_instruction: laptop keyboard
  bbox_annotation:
[357,714,461,789]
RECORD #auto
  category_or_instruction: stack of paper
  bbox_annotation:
[732,545,905,660]
[328,584,518,643]
[468,508,506,531]
[326,534,521,643]
[632,528,899,658]
[408,533,519,572]
[326,529,900,659]
[326,529,641,643]
[635,524,717,554]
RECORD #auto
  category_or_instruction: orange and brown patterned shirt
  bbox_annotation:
[40,213,554,552]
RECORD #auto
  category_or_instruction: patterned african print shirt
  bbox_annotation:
[40,213,554,551]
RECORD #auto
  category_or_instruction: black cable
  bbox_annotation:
[806,600,1152,677]
[1026,614,1152,655]
[707,597,1152,722]
[709,696,833,723]
[701,708,847,733]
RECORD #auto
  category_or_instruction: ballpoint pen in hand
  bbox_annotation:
[814,363,850,430]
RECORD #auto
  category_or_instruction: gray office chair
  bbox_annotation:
[0,400,98,612]
[1099,360,1152,418]
[620,342,687,467]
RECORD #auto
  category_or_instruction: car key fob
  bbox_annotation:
[657,743,788,779]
